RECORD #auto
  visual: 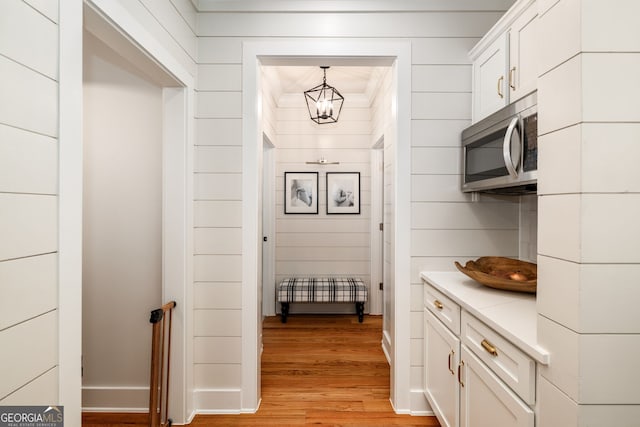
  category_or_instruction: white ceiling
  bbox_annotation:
[262,65,390,107]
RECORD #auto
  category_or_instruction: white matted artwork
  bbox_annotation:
[326,172,360,214]
[284,172,318,214]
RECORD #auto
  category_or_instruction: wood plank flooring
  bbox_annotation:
[83,314,439,426]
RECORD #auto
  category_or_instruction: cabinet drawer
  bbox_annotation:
[424,283,460,335]
[461,311,535,405]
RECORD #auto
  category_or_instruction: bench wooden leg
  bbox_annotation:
[355,302,364,323]
[280,302,290,323]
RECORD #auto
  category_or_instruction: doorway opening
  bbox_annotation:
[242,40,412,412]
[71,3,192,423]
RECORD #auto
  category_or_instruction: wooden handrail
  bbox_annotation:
[149,301,176,427]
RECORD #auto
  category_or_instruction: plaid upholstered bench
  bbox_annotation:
[277,277,368,323]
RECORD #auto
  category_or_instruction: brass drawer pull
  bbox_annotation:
[458,360,465,387]
[448,350,455,375]
[433,300,444,310]
[481,339,498,356]
[497,76,504,98]
[509,66,516,90]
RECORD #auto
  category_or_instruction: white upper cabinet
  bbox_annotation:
[470,0,539,122]
[508,2,539,101]
[472,33,508,122]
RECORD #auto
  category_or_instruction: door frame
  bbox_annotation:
[241,39,412,412]
[370,136,385,315]
[59,1,195,423]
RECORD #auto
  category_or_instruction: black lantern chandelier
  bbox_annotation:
[303,66,344,124]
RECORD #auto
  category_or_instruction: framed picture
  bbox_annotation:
[284,172,318,214]
[326,172,360,214]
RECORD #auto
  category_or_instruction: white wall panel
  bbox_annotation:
[0,311,57,399]
[194,255,243,282]
[195,146,242,173]
[583,53,640,123]
[197,12,504,37]
[581,194,640,264]
[196,118,242,146]
[194,173,242,200]
[411,147,461,174]
[276,247,370,261]
[194,282,242,309]
[277,219,369,233]
[194,201,242,227]
[277,134,372,149]
[411,202,518,230]
[276,232,370,247]
[171,0,197,31]
[23,0,59,23]
[198,37,242,64]
[0,56,58,137]
[411,175,472,202]
[198,64,242,91]
[0,367,57,405]
[411,37,480,64]
[0,124,57,195]
[0,254,57,331]
[194,364,241,389]
[412,65,471,92]
[583,0,640,52]
[0,0,58,79]
[277,148,370,164]
[411,92,471,120]
[194,337,242,364]
[0,194,57,261]
[411,229,518,257]
[139,0,197,58]
[194,228,242,254]
[411,119,470,147]
[276,261,370,276]
[276,119,371,135]
[194,309,242,336]
[196,92,242,118]
[115,0,197,71]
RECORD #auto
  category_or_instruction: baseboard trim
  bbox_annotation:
[382,330,392,365]
[82,386,148,413]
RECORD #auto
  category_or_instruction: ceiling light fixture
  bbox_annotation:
[303,66,344,124]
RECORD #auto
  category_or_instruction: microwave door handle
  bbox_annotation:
[503,117,520,178]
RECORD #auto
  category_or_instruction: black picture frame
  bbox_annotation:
[284,172,318,214]
[326,172,360,214]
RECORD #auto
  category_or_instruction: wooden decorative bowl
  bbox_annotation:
[454,256,537,294]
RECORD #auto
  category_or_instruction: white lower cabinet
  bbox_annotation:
[423,281,537,427]
[460,345,534,427]
[424,309,460,427]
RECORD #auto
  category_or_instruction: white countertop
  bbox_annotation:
[420,271,549,364]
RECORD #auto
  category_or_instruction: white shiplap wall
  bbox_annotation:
[196,3,519,413]
[0,0,59,405]
[536,1,640,424]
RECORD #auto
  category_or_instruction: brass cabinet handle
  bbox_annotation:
[509,66,516,90]
[497,76,504,98]
[458,360,465,387]
[481,339,499,356]
[433,300,444,310]
[448,350,455,375]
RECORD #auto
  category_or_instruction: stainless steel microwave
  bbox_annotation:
[461,92,537,194]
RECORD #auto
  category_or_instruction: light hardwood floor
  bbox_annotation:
[83,314,439,426]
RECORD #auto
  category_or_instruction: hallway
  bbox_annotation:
[83,315,439,426]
